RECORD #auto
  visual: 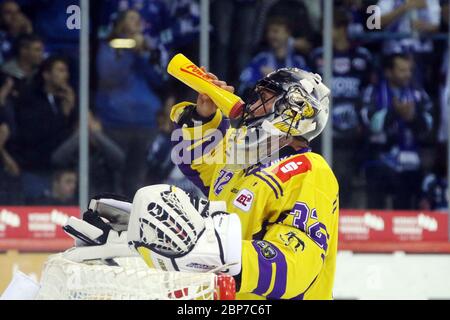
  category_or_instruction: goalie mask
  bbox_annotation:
[225,68,330,171]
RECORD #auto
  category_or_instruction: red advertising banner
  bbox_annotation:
[0,207,80,251]
[339,210,449,242]
[0,207,448,252]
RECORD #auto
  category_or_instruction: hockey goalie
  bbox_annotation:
[60,67,339,300]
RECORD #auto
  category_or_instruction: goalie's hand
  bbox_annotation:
[127,184,242,276]
[62,194,137,262]
[63,193,132,245]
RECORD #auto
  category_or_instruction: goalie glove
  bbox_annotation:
[62,194,138,262]
[127,184,242,276]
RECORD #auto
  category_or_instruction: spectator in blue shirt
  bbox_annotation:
[362,53,434,209]
[238,16,309,99]
[99,0,171,42]
[99,0,200,68]
[161,0,200,59]
[378,0,441,88]
[96,9,163,197]
[378,0,441,54]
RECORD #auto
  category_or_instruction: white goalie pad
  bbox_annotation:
[127,184,242,276]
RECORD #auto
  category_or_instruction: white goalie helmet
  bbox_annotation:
[225,68,331,170]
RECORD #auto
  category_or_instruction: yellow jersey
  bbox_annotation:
[170,102,339,300]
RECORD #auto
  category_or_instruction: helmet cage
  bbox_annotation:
[224,68,329,171]
[236,76,320,138]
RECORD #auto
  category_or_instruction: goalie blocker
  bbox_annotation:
[63,184,242,276]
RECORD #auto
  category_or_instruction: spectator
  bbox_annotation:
[51,112,126,197]
[378,0,441,93]
[161,0,200,60]
[310,8,374,208]
[378,0,441,88]
[378,0,441,54]
[8,56,76,201]
[2,33,44,84]
[0,119,18,203]
[362,54,434,209]
[20,0,79,60]
[419,147,448,211]
[0,74,22,204]
[32,169,78,205]
[99,0,202,71]
[238,16,309,98]
[96,9,163,197]
[0,0,32,64]
[99,0,170,39]
[336,0,373,37]
[98,0,172,69]
[252,0,319,57]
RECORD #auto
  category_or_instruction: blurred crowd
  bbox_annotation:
[0,0,448,211]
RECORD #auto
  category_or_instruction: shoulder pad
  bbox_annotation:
[170,101,196,123]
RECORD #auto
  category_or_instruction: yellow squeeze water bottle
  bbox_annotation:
[167,53,245,119]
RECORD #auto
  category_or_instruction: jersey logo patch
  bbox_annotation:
[233,189,254,212]
[280,231,305,252]
[272,155,312,183]
[255,240,277,260]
